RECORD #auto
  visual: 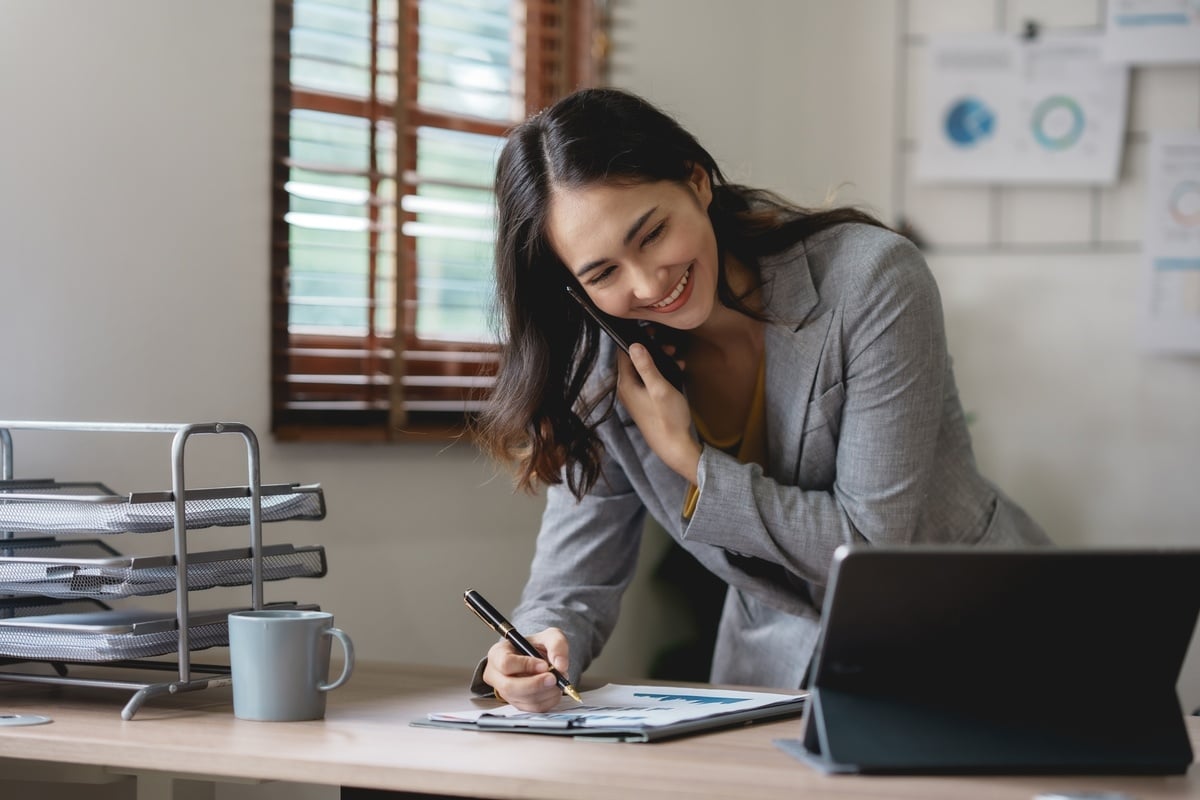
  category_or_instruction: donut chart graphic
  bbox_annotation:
[943,97,995,147]
[1031,95,1085,151]
[1169,180,1200,227]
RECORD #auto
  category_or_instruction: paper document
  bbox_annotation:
[427,683,806,731]
[0,490,323,534]
[1103,0,1200,64]
[1140,131,1200,353]
[915,31,1128,185]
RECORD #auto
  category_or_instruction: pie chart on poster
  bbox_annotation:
[1031,95,1085,151]
[944,97,995,147]
[1169,181,1200,227]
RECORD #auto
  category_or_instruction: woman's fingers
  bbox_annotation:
[616,345,701,484]
[481,629,571,712]
[627,343,659,385]
[632,343,687,393]
[526,627,570,676]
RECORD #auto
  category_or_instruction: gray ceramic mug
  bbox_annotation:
[227,609,355,722]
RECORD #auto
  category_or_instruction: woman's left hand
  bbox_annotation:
[617,343,702,484]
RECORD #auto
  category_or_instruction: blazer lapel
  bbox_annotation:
[762,245,833,483]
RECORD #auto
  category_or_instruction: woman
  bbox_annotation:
[473,87,1049,711]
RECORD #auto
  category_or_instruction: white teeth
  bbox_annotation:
[651,269,689,309]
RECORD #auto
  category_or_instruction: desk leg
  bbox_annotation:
[134,773,215,800]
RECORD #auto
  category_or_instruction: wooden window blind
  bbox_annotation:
[271,0,606,441]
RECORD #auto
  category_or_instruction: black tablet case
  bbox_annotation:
[782,546,1200,775]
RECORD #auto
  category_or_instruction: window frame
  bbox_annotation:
[270,0,605,442]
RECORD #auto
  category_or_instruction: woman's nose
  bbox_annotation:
[628,262,670,303]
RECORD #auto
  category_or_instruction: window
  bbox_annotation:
[271,0,606,440]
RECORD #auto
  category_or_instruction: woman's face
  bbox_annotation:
[545,165,718,331]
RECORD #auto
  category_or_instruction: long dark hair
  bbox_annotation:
[474,88,887,498]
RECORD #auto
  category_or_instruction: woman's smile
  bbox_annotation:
[645,264,694,313]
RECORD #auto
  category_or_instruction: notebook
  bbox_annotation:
[778,545,1200,775]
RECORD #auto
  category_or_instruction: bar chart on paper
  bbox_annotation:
[632,691,747,705]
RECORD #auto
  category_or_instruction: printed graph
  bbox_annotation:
[633,691,746,705]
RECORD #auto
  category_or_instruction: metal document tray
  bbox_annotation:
[0,540,327,598]
[0,479,116,495]
[0,596,110,620]
[0,602,313,662]
[1,536,121,557]
[0,482,326,534]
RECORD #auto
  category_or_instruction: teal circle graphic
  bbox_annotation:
[1031,96,1085,151]
[944,97,995,147]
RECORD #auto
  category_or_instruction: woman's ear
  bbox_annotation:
[687,162,713,209]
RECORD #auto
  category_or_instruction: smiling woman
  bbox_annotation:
[470,87,1051,713]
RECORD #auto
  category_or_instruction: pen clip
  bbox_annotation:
[464,595,498,634]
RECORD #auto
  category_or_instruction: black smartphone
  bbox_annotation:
[566,284,686,391]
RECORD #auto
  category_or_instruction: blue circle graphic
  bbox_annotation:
[943,97,995,147]
[1031,95,1085,151]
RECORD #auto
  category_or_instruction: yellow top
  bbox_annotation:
[682,358,767,519]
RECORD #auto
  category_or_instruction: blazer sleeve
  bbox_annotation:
[682,237,947,587]
[506,451,648,684]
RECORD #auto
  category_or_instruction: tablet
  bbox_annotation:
[785,545,1200,775]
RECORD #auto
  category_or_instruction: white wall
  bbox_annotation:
[1,3,1197,781]
[610,0,1200,711]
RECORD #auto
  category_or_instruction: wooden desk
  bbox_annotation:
[1,662,1198,799]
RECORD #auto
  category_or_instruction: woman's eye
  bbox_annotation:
[586,265,617,286]
[643,221,666,245]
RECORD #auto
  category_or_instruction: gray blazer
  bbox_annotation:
[502,223,1050,692]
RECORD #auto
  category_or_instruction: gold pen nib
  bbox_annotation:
[565,684,583,703]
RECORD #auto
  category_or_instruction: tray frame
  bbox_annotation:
[0,420,317,719]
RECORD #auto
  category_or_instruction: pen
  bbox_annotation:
[463,588,583,703]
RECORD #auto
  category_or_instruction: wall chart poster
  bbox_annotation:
[1104,0,1200,64]
[915,32,1129,185]
[1141,131,1200,354]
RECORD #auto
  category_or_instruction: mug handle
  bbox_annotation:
[318,627,355,692]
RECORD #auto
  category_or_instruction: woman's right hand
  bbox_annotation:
[618,344,701,484]
[481,626,571,712]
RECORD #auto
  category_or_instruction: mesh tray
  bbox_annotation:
[0,480,116,496]
[0,596,110,620]
[0,482,325,534]
[0,541,327,599]
[0,602,314,662]
[1,536,121,557]
[1,483,116,538]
